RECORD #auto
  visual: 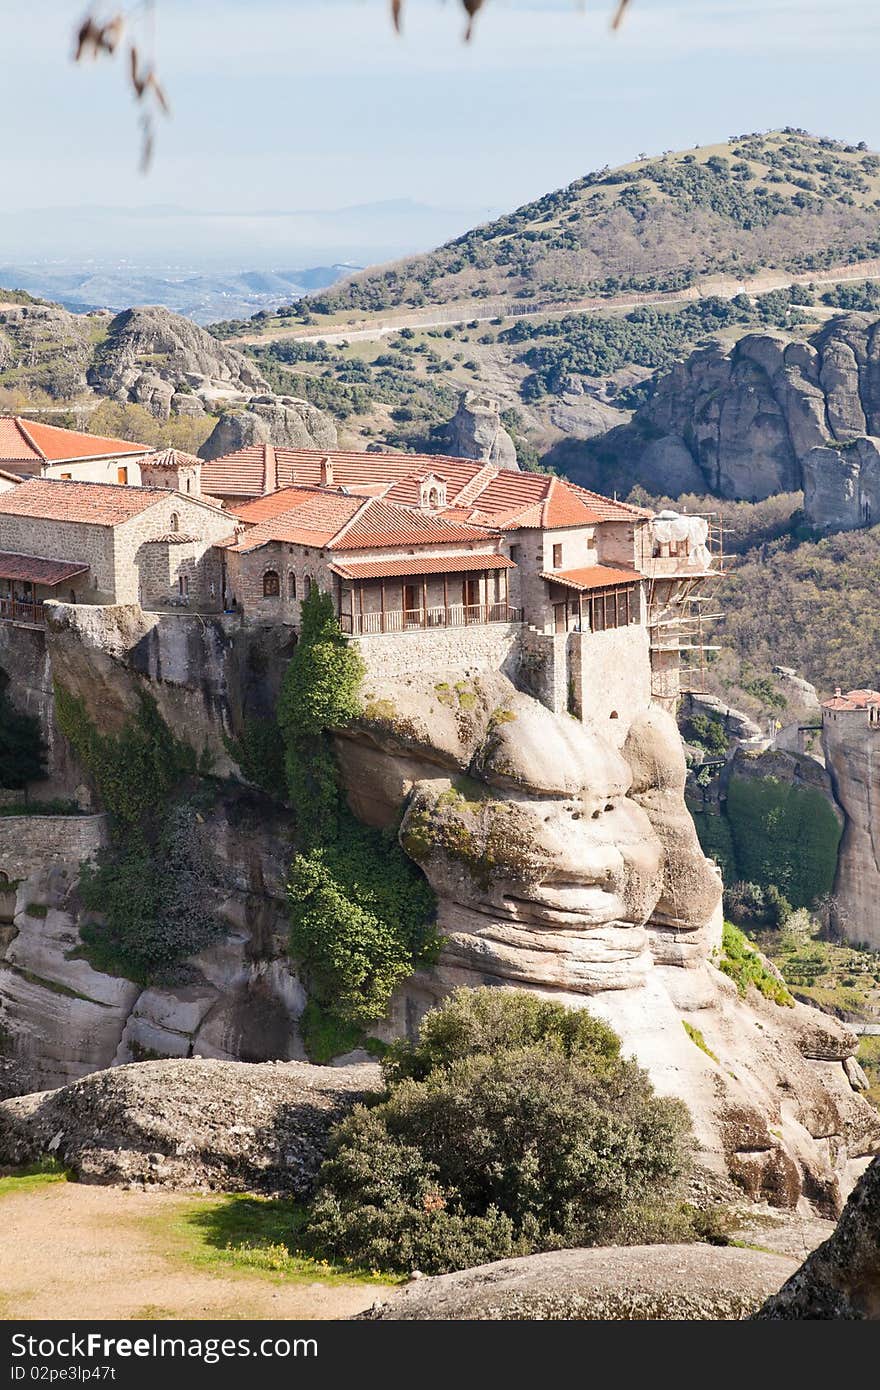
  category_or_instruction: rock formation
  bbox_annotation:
[336,671,879,1212]
[802,435,880,531]
[0,1058,381,1194]
[198,395,338,459]
[757,1154,880,1318]
[822,709,880,950]
[361,1244,799,1320]
[442,392,519,470]
[570,314,880,519]
[0,607,876,1212]
[87,306,268,418]
[0,304,97,400]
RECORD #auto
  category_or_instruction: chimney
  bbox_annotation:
[835,687,842,697]
[320,455,334,487]
[264,444,277,495]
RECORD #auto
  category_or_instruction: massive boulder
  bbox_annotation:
[198,395,338,459]
[87,306,268,418]
[0,1058,381,1195]
[361,1245,799,1320]
[336,670,879,1212]
[443,391,518,470]
[757,1155,880,1318]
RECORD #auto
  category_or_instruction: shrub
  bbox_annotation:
[382,985,621,1085]
[279,588,439,1040]
[305,988,695,1274]
[725,776,841,909]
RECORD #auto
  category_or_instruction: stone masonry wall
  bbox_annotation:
[358,623,522,684]
[0,516,119,601]
[0,815,107,883]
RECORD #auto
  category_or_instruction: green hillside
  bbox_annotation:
[298,130,880,319]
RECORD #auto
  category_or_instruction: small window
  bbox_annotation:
[170,511,180,532]
[60,472,72,480]
[186,478,192,493]
[117,466,128,485]
[304,575,312,597]
[263,570,280,598]
[509,544,520,564]
[288,571,297,599]
[178,574,189,599]
[552,543,563,568]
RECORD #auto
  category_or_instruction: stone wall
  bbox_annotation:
[357,622,522,684]
[570,624,652,744]
[0,514,119,601]
[0,815,107,885]
[114,493,233,607]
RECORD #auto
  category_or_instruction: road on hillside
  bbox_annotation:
[234,260,880,348]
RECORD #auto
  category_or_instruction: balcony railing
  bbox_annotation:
[340,602,523,636]
[0,598,45,627]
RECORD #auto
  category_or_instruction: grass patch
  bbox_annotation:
[24,903,48,918]
[0,1159,68,1198]
[165,1195,399,1287]
[717,922,794,1006]
[857,1034,880,1110]
[682,1020,719,1063]
[13,967,103,1005]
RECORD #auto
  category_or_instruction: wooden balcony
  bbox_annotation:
[340,602,523,636]
[0,597,45,628]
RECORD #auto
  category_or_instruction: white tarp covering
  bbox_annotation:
[651,510,711,567]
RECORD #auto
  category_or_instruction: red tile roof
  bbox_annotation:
[0,478,169,526]
[140,448,203,470]
[541,564,642,591]
[0,551,89,586]
[202,445,648,536]
[228,491,494,554]
[0,416,149,465]
[821,688,880,711]
[329,553,513,581]
[333,499,491,550]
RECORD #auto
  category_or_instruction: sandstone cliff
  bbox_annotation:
[569,314,880,519]
[822,713,880,950]
[336,671,878,1212]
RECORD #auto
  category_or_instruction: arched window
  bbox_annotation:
[170,511,180,532]
[304,575,312,597]
[288,572,297,599]
[263,570,280,598]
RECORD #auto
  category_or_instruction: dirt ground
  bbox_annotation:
[0,1184,389,1321]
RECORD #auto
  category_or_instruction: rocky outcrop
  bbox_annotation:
[336,671,879,1212]
[361,1245,799,1320]
[443,391,518,470]
[757,1155,880,1318]
[572,314,880,514]
[198,395,337,459]
[0,305,96,400]
[822,710,880,949]
[0,1058,381,1194]
[87,306,268,418]
[802,435,880,531]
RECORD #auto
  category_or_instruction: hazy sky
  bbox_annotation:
[1,0,879,266]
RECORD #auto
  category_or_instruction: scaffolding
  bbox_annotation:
[642,515,724,700]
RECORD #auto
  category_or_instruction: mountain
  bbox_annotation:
[0,264,358,325]
[301,130,880,318]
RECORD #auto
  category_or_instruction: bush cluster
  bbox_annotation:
[0,667,46,790]
[304,989,696,1275]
